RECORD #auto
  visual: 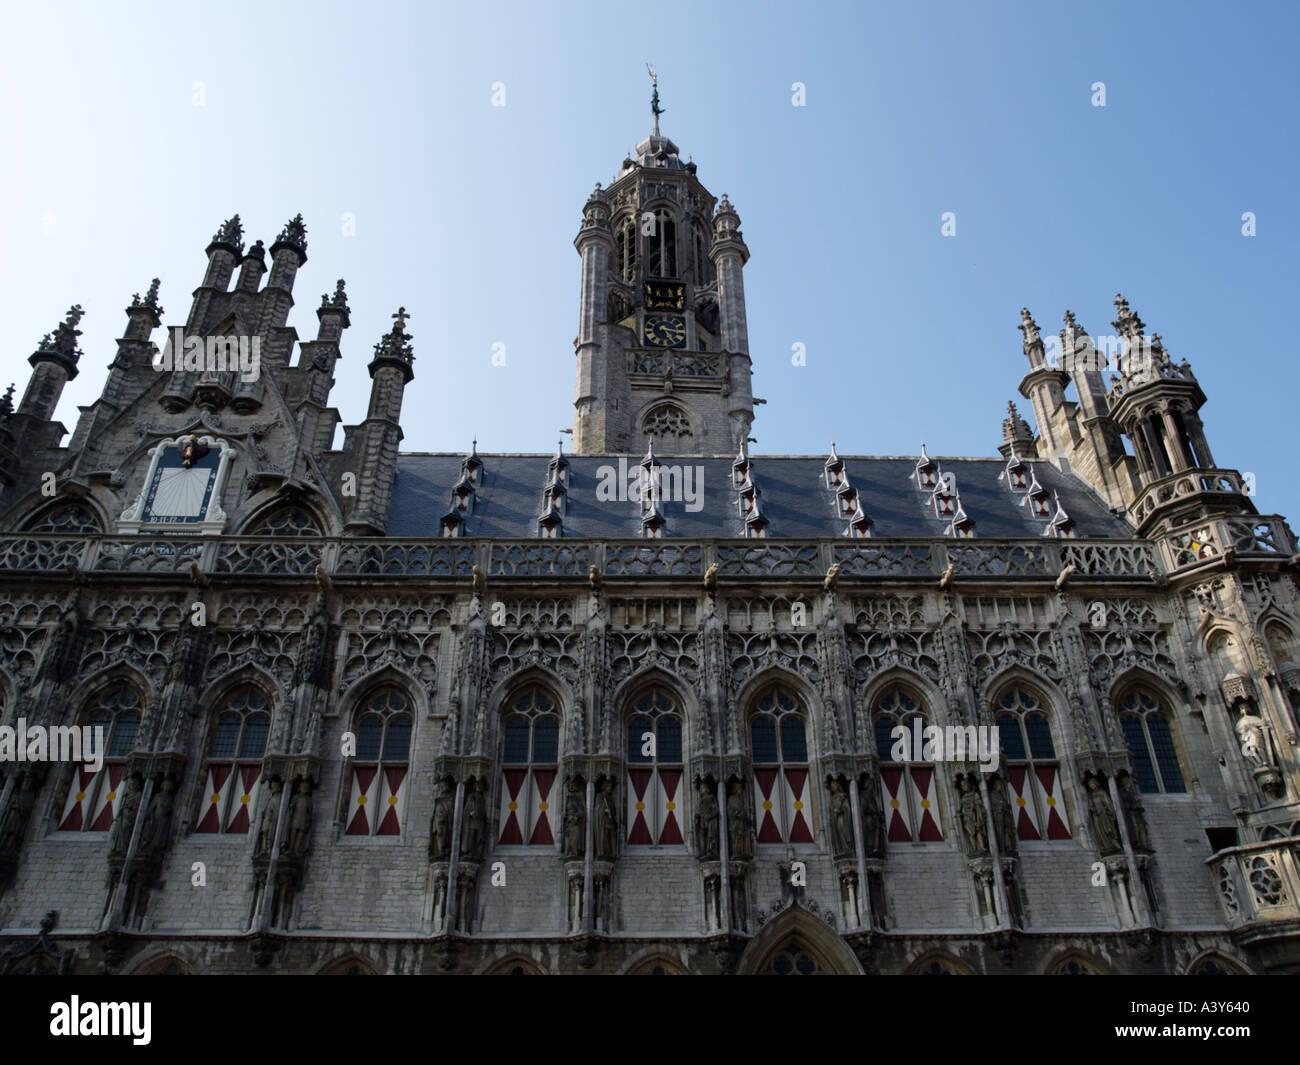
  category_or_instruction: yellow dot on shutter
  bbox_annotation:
[105,791,116,802]
[793,801,803,811]
[635,801,645,812]
[357,795,367,805]
[76,792,86,802]
[538,801,548,812]
[508,801,518,811]
[210,794,220,803]
[1046,796,1056,806]
[388,795,398,806]
[240,794,251,804]
[762,800,772,811]
[890,798,900,809]
[921,799,930,809]
[1016,797,1026,807]
[665,801,676,811]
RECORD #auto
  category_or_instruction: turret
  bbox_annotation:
[345,307,414,535]
[1016,307,1072,458]
[19,305,83,421]
[709,194,755,452]
[295,280,351,456]
[573,184,618,453]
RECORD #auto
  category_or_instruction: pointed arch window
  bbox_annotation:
[344,690,411,836]
[647,210,676,277]
[499,687,560,845]
[195,688,271,833]
[615,218,638,283]
[750,688,813,844]
[23,501,103,535]
[58,687,141,832]
[873,689,943,842]
[626,689,684,845]
[246,506,321,536]
[995,688,1071,840]
[1119,690,1186,794]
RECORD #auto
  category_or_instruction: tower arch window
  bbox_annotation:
[23,501,103,535]
[995,687,1071,840]
[58,687,141,832]
[626,689,684,845]
[641,402,693,442]
[499,687,560,845]
[1119,690,1186,794]
[246,506,322,536]
[343,690,412,836]
[647,210,676,277]
[615,218,638,283]
[693,222,713,284]
[873,689,943,842]
[750,688,813,843]
[195,687,272,833]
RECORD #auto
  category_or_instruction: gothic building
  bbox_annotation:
[0,102,1298,976]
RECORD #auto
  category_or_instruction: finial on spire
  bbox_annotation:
[0,383,14,419]
[647,63,664,136]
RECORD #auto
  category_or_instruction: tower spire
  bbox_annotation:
[647,63,663,136]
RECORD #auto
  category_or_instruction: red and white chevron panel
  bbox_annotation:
[881,766,912,842]
[655,768,684,845]
[1036,765,1071,839]
[59,765,107,832]
[1007,765,1041,841]
[376,766,407,836]
[195,764,235,833]
[783,768,814,843]
[499,768,528,845]
[224,765,263,834]
[909,766,943,842]
[754,768,782,843]
[528,769,556,845]
[88,765,125,832]
[345,766,380,835]
[627,768,655,845]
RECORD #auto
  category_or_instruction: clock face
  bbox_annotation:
[141,444,221,523]
[644,314,687,349]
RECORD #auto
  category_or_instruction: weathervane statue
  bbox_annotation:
[647,63,664,135]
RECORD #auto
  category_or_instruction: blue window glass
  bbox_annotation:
[532,717,559,762]
[1147,715,1186,793]
[780,715,808,762]
[503,716,530,763]
[658,715,683,762]
[356,714,384,760]
[238,713,269,759]
[996,714,1025,760]
[1024,713,1056,759]
[382,714,411,760]
[751,717,778,763]
[1122,716,1157,793]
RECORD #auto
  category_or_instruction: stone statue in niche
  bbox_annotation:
[1117,772,1150,853]
[284,778,314,857]
[694,777,719,859]
[254,777,282,858]
[1235,705,1276,769]
[429,776,454,861]
[858,771,884,858]
[1085,774,1123,856]
[461,777,487,860]
[956,773,989,857]
[726,777,752,860]
[561,775,585,857]
[136,775,176,857]
[827,776,854,856]
[594,776,618,860]
[108,774,143,858]
[988,775,1017,855]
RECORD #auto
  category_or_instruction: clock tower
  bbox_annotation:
[573,77,754,456]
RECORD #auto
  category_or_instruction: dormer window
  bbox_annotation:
[462,442,483,486]
[947,506,976,538]
[738,484,761,518]
[930,473,957,518]
[1045,494,1076,538]
[847,499,874,538]
[836,481,858,517]
[538,499,563,538]
[453,476,475,513]
[732,444,752,489]
[441,511,465,538]
[745,501,770,538]
[1021,469,1051,519]
[914,444,939,490]
[1003,457,1028,491]
[824,443,845,488]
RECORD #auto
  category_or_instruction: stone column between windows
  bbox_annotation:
[1160,405,1194,471]
[846,777,871,931]
[253,774,297,932]
[1108,772,1151,926]
[976,770,1012,928]
[443,779,466,934]
[102,770,156,932]
[582,776,594,931]
[717,777,731,932]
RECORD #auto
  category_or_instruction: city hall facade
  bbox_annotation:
[0,115,1298,975]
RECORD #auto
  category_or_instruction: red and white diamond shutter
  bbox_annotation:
[656,768,684,845]
[908,766,943,841]
[627,768,657,845]
[783,768,814,843]
[528,768,556,845]
[1036,765,1071,839]
[881,767,913,842]
[1006,766,1041,841]
[345,766,380,835]
[195,764,236,833]
[499,769,527,845]
[59,765,106,832]
[225,765,263,834]
[754,768,783,843]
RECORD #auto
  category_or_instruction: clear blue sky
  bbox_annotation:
[2,1,1297,520]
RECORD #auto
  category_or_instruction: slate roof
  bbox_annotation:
[386,453,1133,540]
